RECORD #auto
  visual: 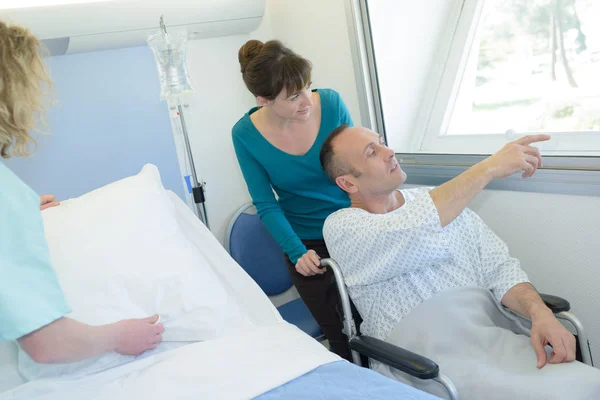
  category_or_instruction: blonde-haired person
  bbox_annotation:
[232,40,354,360]
[0,21,164,364]
[0,24,60,212]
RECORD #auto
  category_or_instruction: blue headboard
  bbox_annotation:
[5,46,185,201]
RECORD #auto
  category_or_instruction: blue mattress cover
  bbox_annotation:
[254,361,442,399]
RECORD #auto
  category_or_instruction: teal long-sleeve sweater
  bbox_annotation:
[232,89,353,264]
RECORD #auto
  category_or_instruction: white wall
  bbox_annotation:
[182,0,360,245]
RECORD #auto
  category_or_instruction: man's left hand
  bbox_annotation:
[530,310,577,368]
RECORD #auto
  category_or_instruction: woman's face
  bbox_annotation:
[263,84,314,121]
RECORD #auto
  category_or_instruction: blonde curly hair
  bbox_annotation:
[0,20,51,159]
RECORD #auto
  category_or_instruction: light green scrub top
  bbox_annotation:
[0,160,71,341]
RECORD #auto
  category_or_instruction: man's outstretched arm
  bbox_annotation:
[429,135,549,227]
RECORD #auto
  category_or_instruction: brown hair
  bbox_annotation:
[238,39,312,100]
[320,123,361,183]
[0,20,52,158]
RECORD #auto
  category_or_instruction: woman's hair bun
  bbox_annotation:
[239,39,264,73]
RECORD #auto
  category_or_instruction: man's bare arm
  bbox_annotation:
[429,135,549,227]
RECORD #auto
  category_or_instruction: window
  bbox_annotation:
[448,0,600,137]
[363,0,600,159]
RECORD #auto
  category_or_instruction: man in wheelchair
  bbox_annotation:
[319,124,600,399]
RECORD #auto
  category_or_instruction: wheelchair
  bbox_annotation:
[320,258,594,400]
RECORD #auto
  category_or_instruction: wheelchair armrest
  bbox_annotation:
[540,293,570,313]
[349,335,439,380]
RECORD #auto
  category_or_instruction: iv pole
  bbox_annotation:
[159,17,209,228]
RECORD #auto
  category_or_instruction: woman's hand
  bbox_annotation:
[113,314,165,356]
[40,194,60,211]
[295,249,326,276]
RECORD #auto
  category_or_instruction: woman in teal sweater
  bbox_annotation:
[232,40,352,360]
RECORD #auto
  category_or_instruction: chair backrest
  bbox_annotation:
[226,203,293,296]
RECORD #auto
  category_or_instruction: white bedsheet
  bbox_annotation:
[0,322,341,400]
[166,191,281,327]
[0,343,23,394]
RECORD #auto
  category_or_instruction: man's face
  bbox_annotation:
[333,127,407,195]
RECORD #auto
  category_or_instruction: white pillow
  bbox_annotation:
[19,164,243,380]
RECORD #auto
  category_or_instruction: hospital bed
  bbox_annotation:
[322,258,595,400]
[0,165,442,400]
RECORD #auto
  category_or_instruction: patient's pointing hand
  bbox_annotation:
[113,314,165,356]
[483,134,550,179]
[530,311,576,369]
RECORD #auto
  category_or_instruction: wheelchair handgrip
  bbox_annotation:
[349,336,440,380]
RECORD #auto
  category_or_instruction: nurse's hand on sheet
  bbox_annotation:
[295,250,325,276]
[40,194,60,211]
[483,134,550,179]
[114,314,165,356]
[530,311,577,369]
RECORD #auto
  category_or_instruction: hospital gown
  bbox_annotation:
[323,187,530,341]
[0,161,70,341]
